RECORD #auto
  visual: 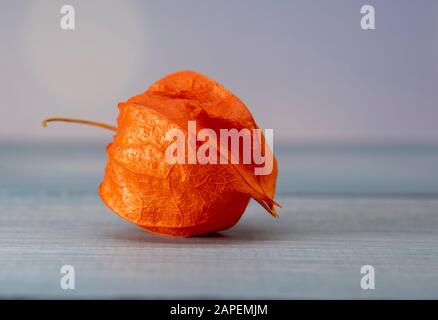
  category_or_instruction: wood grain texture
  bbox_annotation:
[1,194,437,299]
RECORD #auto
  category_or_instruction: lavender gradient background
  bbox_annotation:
[1,0,437,144]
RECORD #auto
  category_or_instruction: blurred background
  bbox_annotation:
[1,0,438,300]
[1,0,438,195]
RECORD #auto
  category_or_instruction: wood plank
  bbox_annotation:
[1,194,437,298]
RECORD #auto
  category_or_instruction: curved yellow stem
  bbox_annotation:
[42,117,117,132]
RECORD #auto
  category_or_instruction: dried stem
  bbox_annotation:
[42,117,117,132]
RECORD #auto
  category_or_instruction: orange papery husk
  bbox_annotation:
[99,71,279,237]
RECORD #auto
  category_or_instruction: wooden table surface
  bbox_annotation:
[1,193,437,299]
